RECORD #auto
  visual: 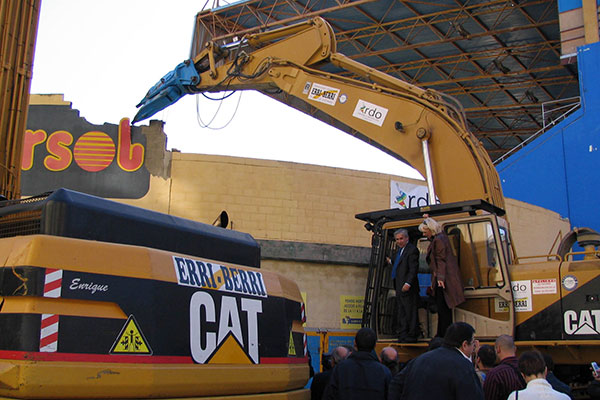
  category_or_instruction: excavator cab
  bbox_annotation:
[357,199,515,342]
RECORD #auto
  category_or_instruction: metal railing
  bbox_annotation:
[494,96,581,165]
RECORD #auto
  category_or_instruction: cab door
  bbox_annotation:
[435,216,515,339]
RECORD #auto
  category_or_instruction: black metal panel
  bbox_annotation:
[355,198,505,225]
[0,189,261,268]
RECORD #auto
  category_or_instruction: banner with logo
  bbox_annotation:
[390,180,438,209]
[24,104,150,198]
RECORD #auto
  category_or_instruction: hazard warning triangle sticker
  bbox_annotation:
[288,331,296,356]
[110,315,152,355]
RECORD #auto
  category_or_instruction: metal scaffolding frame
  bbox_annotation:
[192,0,580,161]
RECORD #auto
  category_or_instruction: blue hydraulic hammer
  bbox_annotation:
[132,59,200,125]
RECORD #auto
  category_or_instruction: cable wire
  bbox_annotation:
[195,90,243,130]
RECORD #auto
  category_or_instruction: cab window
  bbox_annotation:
[444,220,505,289]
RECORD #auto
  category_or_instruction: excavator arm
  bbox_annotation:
[134,17,505,210]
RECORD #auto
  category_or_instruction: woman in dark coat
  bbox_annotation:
[419,217,465,337]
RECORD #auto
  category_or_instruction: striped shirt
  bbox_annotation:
[483,356,526,400]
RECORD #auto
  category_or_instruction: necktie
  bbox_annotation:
[391,247,404,279]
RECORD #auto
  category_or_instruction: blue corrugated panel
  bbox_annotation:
[497,41,600,237]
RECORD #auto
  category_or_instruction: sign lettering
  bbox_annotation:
[173,256,267,298]
[307,83,340,106]
[352,99,388,127]
[564,309,600,335]
[189,292,262,363]
[22,118,144,173]
[69,278,109,294]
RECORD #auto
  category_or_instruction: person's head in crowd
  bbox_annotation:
[495,334,517,361]
[518,351,547,381]
[444,321,477,357]
[477,344,496,371]
[321,346,350,371]
[343,344,354,355]
[428,336,445,351]
[380,346,399,374]
[331,346,349,365]
[418,217,442,239]
[355,327,377,352]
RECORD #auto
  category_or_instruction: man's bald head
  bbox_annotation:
[332,346,349,365]
[495,334,516,360]
[380,346,398,363]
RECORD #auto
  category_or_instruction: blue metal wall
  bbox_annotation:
[558,0,600,13]
[497,42,600,233]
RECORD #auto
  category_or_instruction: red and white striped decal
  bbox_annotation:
[303,333,307,357]
[40,268,62,352]
[301,302,307,356]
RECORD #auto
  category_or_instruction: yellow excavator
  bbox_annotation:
[1,12,599,400]
[132,16,600,388]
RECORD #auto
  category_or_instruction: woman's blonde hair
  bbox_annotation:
[418,217,442,235]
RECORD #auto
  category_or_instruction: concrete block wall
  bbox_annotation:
[263,259,367,329]
[165,153,418,247]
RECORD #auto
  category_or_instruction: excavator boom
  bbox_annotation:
[134,17,505,210]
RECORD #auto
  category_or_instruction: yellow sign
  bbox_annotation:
[340,295,364,329]
[288,331,296,356]
[110,315,152,354]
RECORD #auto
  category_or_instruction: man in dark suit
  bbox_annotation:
[389,229,420,342]
[393,322,483,400]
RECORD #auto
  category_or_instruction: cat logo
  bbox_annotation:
[110,315,152,354]
[564,309,600,335]
[189,292,262,364]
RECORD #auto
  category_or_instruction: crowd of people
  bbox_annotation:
[310,325,575,400]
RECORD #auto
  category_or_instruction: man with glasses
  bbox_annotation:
[391,322,483,400]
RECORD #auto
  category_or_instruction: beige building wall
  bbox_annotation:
[118,150,571,329]
[166,152,410,246]
[505,198,570,259]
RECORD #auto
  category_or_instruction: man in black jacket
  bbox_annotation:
[311,346,349,400]
[323,328,391,400]
[393,322,483,400]
[389,229,420,342]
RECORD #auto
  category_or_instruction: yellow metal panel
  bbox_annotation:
[0,296,126,319]
[0,361,308,399]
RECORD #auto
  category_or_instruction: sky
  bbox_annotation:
[30,0,422,180]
